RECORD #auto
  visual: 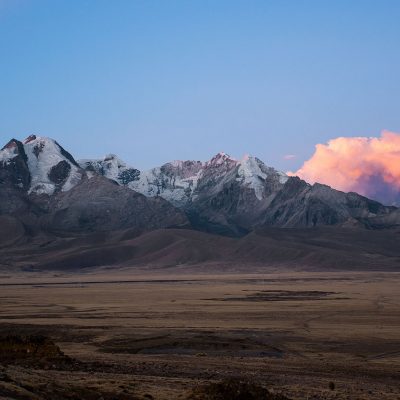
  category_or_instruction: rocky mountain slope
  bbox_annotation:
[0,135,188,237]
[1,134,399,271]
[0,134,398,237]
[79,152,288,207]
[79,150,397,235]
[2,226,399,272]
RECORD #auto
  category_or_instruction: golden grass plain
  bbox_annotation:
[0,270,399,399]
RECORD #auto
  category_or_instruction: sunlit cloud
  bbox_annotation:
[289,131,400,205]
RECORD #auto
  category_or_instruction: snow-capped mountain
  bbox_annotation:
[0,135,82,195]
[2,134,289,208]
[1,135,398,237]
[78,155,206,206]
[0,136,187,234]
[1,135,399,272]
[78,152,288,207]
[78,150,396,235]
[79,154,140,186]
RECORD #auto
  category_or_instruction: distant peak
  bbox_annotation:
[2,139,21,151]
[241,154,261,163]
[23,134,37,144]
[240,154,265,166]
[169,160,186,167]
[215,151,231,158]
[168,159,203,168]
[22,135,59,148]
[208,152,236,165]
[104,154,118,161]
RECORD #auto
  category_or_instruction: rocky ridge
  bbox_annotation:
[0,135,399,238]
[79,151,397,235]
[0,135,188,237]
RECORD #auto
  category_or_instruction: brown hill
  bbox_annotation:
[2,227,399,272]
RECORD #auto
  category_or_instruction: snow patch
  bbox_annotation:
[0,146,18,165]
[130,165,202,206]
[79,151,288,205]
[237,155,288,200]
[238,156,267,200]
[24,136,81,195]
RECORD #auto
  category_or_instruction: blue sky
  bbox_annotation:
[1,0,399,170]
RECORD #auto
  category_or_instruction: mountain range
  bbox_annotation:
[1,135,399,271]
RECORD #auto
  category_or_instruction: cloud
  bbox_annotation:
[283,154,296,160]
[289,131,400,205]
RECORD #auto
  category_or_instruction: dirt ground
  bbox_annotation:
[0,269,399,399]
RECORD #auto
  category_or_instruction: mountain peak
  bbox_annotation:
[23,134,37,144]
[104,154,119,161]
[0,139,23,167]
[1,136,397,238]
[23,135,53,145]
[207,152,237,166]
[1,139,20,151]
[0,135,82,195]
[241,153,254,161]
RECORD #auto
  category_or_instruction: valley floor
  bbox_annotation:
[0,269,400,399]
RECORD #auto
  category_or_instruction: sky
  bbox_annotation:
[1,0,400,172]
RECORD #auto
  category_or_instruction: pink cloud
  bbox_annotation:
[289,131,400,205]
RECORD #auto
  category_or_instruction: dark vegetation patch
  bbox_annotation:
[0,334,70,365]
[206,290,345,302]
[0,323,100,343]
[187,379,291,400]
[99,332,283,358]
[0,375,138,400]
